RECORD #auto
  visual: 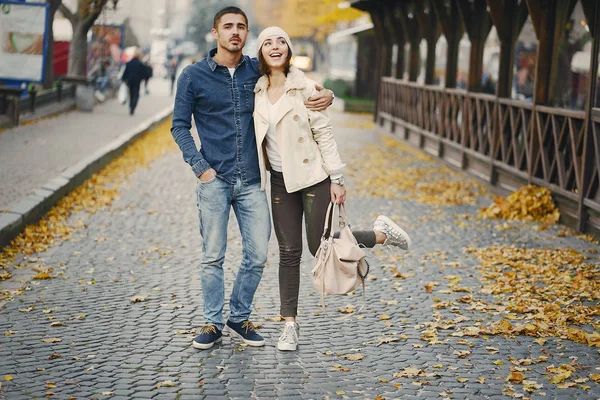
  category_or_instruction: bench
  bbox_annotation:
[0,86,26,126]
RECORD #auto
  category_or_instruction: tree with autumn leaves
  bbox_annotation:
[40,0,118,87]
[252,0,366,65]
[59,0,119,77]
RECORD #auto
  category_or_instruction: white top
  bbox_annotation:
[228,67,235,78]
[266,96,283,172]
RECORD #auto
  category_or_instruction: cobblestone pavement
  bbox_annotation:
[0,79,173,210]
[0,112,599,399]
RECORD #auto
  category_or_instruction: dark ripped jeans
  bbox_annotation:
[270,170,376,317]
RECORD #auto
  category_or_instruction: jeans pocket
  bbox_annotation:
[199,176,217,185]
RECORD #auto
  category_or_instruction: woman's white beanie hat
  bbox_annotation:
[257,26,293,54]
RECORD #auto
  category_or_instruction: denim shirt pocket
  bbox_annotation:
[243,80,257,112]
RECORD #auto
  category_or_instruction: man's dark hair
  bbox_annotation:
[213,6,248,29]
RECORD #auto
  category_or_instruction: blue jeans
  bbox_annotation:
[96,76,110,93]
[195,177,270,330]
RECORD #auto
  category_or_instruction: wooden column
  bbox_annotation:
[417,1,442,85]
[457,0,492,92]
[398,2,424,82]
[526,0,577,105]
[383,2,407,79]
[487,0,529,97]
[372,5,393,77]
[431,0,464,88]
[578,0,599,231]
[365,2,391,122]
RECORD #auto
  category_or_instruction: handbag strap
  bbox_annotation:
[321,202,336,239]
[321,202,350,240]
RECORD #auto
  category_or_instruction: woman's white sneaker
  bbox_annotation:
[277,322,299,351]
[373,215,411,250]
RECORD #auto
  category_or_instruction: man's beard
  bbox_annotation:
[222,38,243,52]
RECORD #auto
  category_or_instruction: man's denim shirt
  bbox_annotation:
[171,48,260,185]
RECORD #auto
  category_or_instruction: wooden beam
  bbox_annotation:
[457,0,493,92]
[581,0,597,35]
[383,2,407,79]
[487,0,529,97]
[431,0,452,37]
[486,0,506,38]
[362,1,392,121]
[527,0,577,104]
[431,0,464,88]
[526,0,544,38]
[418,1,441,84]
[398,1,423,82]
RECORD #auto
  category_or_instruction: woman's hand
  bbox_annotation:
[330,183,346,204]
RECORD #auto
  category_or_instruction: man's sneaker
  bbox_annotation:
[192,325,222,350]
[226,320,265,347]
[277,321,300,351]
[373,215,411,250]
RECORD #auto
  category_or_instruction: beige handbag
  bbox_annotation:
[311,202,369,318]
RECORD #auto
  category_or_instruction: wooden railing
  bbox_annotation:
[378,77,600,235]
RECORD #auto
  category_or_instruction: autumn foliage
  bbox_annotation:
[479,185,560,224]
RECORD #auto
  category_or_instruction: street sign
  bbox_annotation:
[0,0,49,83]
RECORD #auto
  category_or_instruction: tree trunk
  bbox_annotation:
[69,23,89,76]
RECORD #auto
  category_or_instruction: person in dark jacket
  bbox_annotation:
[121,49,150,115]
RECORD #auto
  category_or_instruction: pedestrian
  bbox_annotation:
[89,59,111,95]
[170,7,334,350]
[167,59,177,96]
[142,55,153,95]
[121,48,150,115]
[253,27,412,352]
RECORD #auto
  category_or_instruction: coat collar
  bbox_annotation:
[254,66,306,94]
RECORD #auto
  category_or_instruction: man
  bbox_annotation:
[167,58,178,96]
[171,6,333,350]
[121,48,150,115]
[90,59,111,95]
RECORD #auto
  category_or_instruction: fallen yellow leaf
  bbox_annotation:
[42,338,62,343]
[507,372,525,384]
[340,353,364,361]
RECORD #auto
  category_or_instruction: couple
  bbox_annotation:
[171,6,411,352]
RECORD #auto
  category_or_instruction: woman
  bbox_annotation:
[253,27,412,351]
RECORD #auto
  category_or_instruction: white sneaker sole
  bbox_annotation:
[277,342,298,351]
[377,215,411,250]
[227,326,265,347]
[192,336,222,350]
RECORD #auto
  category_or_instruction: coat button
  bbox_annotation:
[298,137,304,143]
[293,115,299,121]
[303,159,309,164]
